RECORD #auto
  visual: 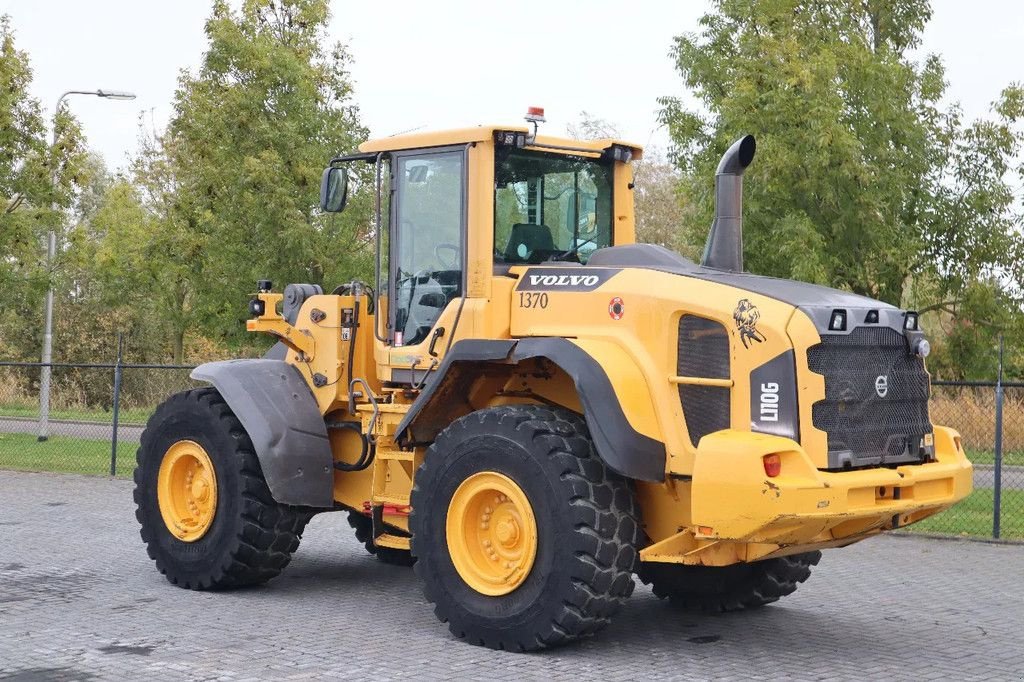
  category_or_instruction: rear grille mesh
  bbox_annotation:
[807,326,931,467]
[677,316,731,447]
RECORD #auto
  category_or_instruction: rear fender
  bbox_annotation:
[190,359,334,508]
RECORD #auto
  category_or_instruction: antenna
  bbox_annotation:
[387,124,426,138]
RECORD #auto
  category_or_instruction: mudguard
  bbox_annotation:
[394,338,666,482]
[190,359,334,508]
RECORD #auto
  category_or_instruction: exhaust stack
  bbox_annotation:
[701,135,756,272]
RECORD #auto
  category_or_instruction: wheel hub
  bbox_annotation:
[157,440,218,542]
[495,516,519,546]
[446,472,538,596]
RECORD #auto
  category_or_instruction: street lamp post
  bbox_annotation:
[38,89,136,442]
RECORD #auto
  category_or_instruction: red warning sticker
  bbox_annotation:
[608,297,624,320]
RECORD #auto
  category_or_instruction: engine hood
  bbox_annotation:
[587,244,904,334]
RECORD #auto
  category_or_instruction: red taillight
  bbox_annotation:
[763,454,782,477]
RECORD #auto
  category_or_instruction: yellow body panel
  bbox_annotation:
[636,426,971,565]
[787,307,829,466]
[509,266,805,474]
[359,125,642,160]
[244,125,972,567]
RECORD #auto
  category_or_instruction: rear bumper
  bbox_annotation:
[641,426,972,566]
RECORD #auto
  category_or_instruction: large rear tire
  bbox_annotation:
[638,551,821,612]
[133,387,310,590]
[409,405,642,651]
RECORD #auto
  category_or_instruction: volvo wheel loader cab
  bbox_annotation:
[134,110,973,651]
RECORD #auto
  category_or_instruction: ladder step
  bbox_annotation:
[376,450,415,461]
[375,533,410,550]
[373,494,411,506]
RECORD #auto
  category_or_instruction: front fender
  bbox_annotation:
[513,338,665,481]
[394,338,666,482]
[191,359,334,508]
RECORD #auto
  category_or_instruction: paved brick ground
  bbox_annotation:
[0,470,1021,681]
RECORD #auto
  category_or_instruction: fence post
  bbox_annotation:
[993,334,1004,540]
[110,333,124,477]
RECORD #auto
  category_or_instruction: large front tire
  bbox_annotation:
[639,551,821,612]
[133,387,309,590]
[409,405,642,651]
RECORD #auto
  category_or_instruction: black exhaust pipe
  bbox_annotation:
[701,135,756,272]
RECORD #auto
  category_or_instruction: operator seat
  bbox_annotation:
[504,223,556,263]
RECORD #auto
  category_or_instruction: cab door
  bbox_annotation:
[385,147,466,382]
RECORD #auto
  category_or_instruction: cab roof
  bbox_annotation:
[358,124,644,160]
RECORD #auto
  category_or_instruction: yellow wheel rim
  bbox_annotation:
[446,471,538,596]
[157,440,218,543]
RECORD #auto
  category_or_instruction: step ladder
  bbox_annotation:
[351,395,417,551]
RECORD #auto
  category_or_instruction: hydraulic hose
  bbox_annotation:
[330,420,375,472]
[347,299,359,399]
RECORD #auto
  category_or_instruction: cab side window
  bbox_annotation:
[391,150,464,346]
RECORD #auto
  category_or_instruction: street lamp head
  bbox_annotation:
[96,89,136,101]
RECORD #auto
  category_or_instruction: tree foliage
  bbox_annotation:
[156,0,371,351]
[4,2,1022,382]
[661,0,1024,378]
[60,0,373,362]
[0,15,47,357]
[0,16,93,361]
[1,2,372,365]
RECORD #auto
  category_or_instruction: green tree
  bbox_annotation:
[0,15,47,358]
[163,0,371,349]
[62,142,235,366]
[923,280,1020,381]
[63,171,160,360]
[660,0,1024,350]
[0,15,92,361]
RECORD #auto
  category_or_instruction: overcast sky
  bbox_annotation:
[2,1,1021,172]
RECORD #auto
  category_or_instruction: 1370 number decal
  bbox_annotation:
[518,292,549,309]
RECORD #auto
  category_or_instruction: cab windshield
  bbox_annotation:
[494,148,613,265]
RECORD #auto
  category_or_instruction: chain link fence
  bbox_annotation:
[0,358,1021,541]
[925,381,1024,540]
[0,360,200,477]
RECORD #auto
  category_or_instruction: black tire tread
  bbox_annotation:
[346,511,416,567]
[639,550,821,612]
[410,404,642,650]
[133,387,309,590]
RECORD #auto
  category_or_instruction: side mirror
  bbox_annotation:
[320,166,349,213]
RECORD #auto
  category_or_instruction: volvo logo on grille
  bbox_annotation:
[875,375,889,398]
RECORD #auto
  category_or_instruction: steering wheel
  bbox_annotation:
[434,242,460,270]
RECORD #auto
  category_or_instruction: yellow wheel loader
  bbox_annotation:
[134,113,972,651]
